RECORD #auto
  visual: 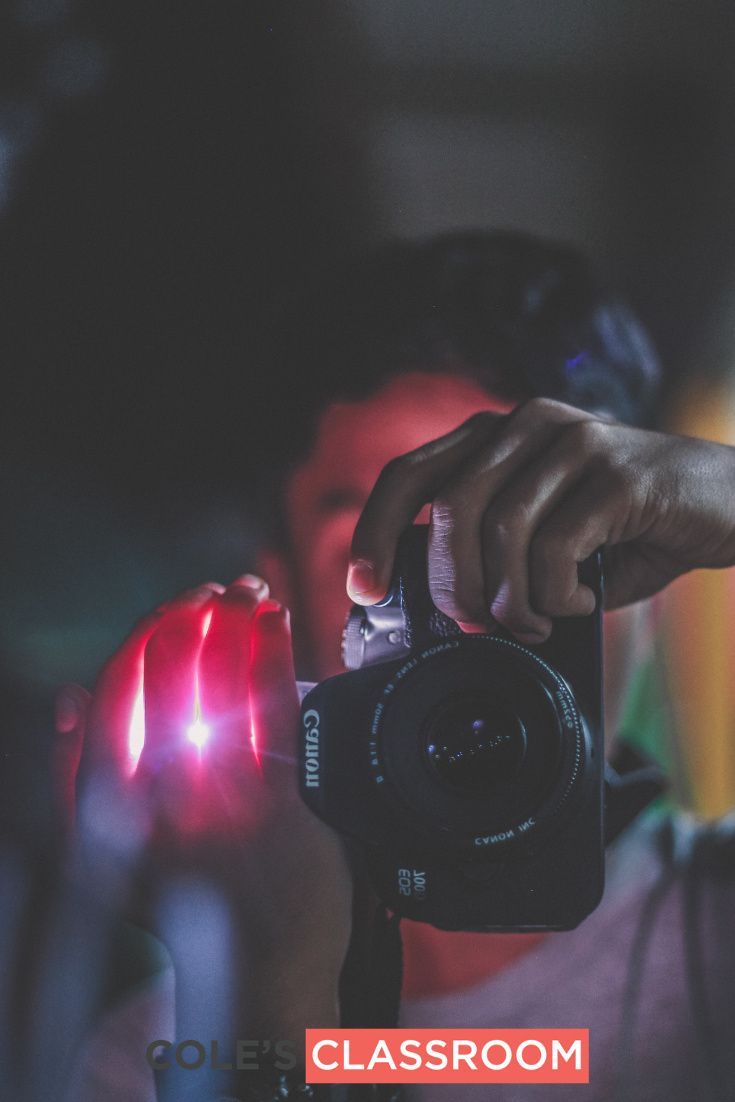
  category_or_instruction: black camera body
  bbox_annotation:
[299,526,653,932]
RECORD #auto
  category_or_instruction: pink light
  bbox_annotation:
[250,717,260,765]
[127,603,215,769]
[187,669,210,749]
[128,681,145,772]
[187,716,210,749]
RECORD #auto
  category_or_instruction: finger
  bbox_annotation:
[427,421,561,627]
[198,578,267,770]
[139,586,219,775]
[83,582,225,778]
[348,412,501,603]
[479,430,597,640]
[230,574,269,598]
[83,609,164,776]
[602,543,681,609]
[529,474,622,618]
[425,402,594,629]
[54,684,91,832]
[427,494,488,631]
[249,600,300,787]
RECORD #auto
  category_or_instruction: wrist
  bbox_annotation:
[708,442,735,567]
[243,956,341,1041]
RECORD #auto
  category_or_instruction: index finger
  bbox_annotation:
[348,413,500,604]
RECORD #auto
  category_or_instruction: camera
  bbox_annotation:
[299,526,663,932]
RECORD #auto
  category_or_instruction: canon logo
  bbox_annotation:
[303,708,321,788]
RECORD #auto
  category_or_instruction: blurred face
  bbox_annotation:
[284,372,510,678]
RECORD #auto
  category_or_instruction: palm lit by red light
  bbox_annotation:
[77,578,295,841]
[57,575,353,1030]
[127,681,146,771]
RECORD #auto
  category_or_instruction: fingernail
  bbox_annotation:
[457,621,489,635]
[347,559,377,603]
[255,600,290,629]
[231,574,269,595]
[256,598,284,616]
[55,691,80,732]
[516,630,550,645]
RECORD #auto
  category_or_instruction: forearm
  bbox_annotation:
[245,956,341,1042]
[156,929,340,1097]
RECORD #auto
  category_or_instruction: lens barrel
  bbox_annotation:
[368,635,589,854]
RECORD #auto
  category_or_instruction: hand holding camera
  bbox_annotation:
[301,399,735,931]
[55,399,735,1010]
[301,524,607,931]
[346,397,735,636]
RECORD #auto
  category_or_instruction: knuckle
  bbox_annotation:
[514,396,571,423]
[483,503,529,548]
[565,417,609,454]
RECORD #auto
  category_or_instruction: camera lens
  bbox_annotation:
[375,636,585,849]
[425,696,527,796]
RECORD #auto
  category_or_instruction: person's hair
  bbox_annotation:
[266,229,661,541]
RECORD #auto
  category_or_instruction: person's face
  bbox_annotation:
[282,372,510,679]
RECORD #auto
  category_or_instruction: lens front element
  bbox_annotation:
[425,697,527,796]
[372,636,588,853]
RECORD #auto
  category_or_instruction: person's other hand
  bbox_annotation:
[54,578,352,1038]
[348,398,735,642]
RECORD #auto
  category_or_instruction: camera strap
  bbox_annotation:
[339,850,404,1030]
[337,854,404,1102]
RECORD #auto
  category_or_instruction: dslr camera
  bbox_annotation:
[299,526,662,932]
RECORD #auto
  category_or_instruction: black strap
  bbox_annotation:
[338,855,405,1102]
[340,902,403,1030]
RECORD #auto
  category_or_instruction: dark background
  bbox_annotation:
[3,0,735,840]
